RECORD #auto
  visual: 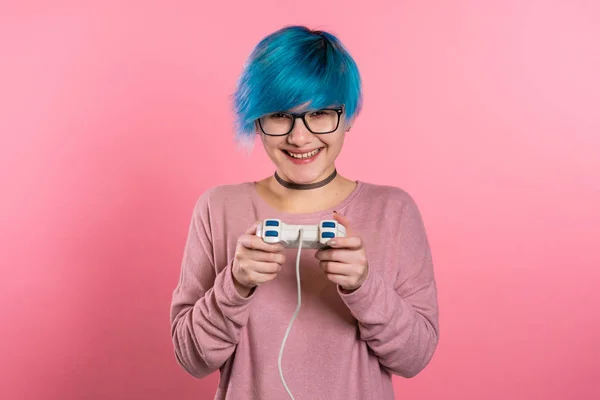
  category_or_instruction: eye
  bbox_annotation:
[309,110,328,118]
[269,113,290,120]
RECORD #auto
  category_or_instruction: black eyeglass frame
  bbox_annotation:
[257,105,345,136]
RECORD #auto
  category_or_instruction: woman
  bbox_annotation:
[170,25,439,400]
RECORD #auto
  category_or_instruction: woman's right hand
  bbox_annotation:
[232,221,286,297]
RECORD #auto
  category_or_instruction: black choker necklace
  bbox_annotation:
[274,169,337,190]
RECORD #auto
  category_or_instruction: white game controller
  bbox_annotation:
[256,218,347,249]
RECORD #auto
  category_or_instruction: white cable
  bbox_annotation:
[278,229,304,400]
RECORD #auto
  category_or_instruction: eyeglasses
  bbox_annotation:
[257,106,344,136]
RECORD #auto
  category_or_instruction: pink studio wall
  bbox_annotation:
[1,1,599,399]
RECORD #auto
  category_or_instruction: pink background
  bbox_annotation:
[1,1,599,399]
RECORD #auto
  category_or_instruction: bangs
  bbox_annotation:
[233,26,362,141]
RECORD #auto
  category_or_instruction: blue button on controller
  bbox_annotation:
[321,231,335,238]
[321,221,336,228]
[265,230,279,237]
[265,220,279,226]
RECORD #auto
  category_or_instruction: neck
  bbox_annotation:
[274,169,337,191]
[270,165,339,198]
[258,168,356,214]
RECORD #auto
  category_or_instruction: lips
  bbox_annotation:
[283,148,321,159]
[281,148,323,164]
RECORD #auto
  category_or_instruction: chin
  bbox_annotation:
[272,149,336,184]
[280,168,328,184]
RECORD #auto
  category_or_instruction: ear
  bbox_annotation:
[343,115,355,132]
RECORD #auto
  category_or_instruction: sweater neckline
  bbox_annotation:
[247,180,365,223]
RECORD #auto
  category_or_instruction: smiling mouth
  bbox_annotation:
[282,148,322,159]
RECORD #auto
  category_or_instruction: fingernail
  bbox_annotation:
[327,240,336,246]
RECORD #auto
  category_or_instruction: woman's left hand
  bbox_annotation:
[315,212,369,293]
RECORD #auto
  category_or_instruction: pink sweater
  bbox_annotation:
[170,181,439,399]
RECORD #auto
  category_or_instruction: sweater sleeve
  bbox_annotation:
[170,192,253,379]
[339,195,439,378]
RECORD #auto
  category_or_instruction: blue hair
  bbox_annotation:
[233,26,362,141]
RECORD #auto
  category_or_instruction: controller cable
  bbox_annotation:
[278,228,304,399]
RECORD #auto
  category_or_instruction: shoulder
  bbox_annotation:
[354,182,429,244]
[353,181,427,230]
[356,181,419,210]
[192,182,254,216]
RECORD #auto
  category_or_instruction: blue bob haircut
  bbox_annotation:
[233,26,362,141]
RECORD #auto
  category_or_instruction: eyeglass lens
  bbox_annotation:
[259,109,340,135]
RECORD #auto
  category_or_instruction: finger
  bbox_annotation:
[252,272,279,285]
[325,236,363,250]
[244,220,261,235]
[238,234,285,253]
[319,261,350,275]
[324,273,355,291]
[320,261,363,289]
[315,248,358,264]
[247,261,282,274]
[237,259,282,276]
[333,211,353,236]
[237,221,263,251]
[244,264,281,285]
[244,249,286,264]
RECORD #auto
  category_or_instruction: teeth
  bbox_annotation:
[287,149,320,159]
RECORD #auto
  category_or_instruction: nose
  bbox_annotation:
[287,118,313,147]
